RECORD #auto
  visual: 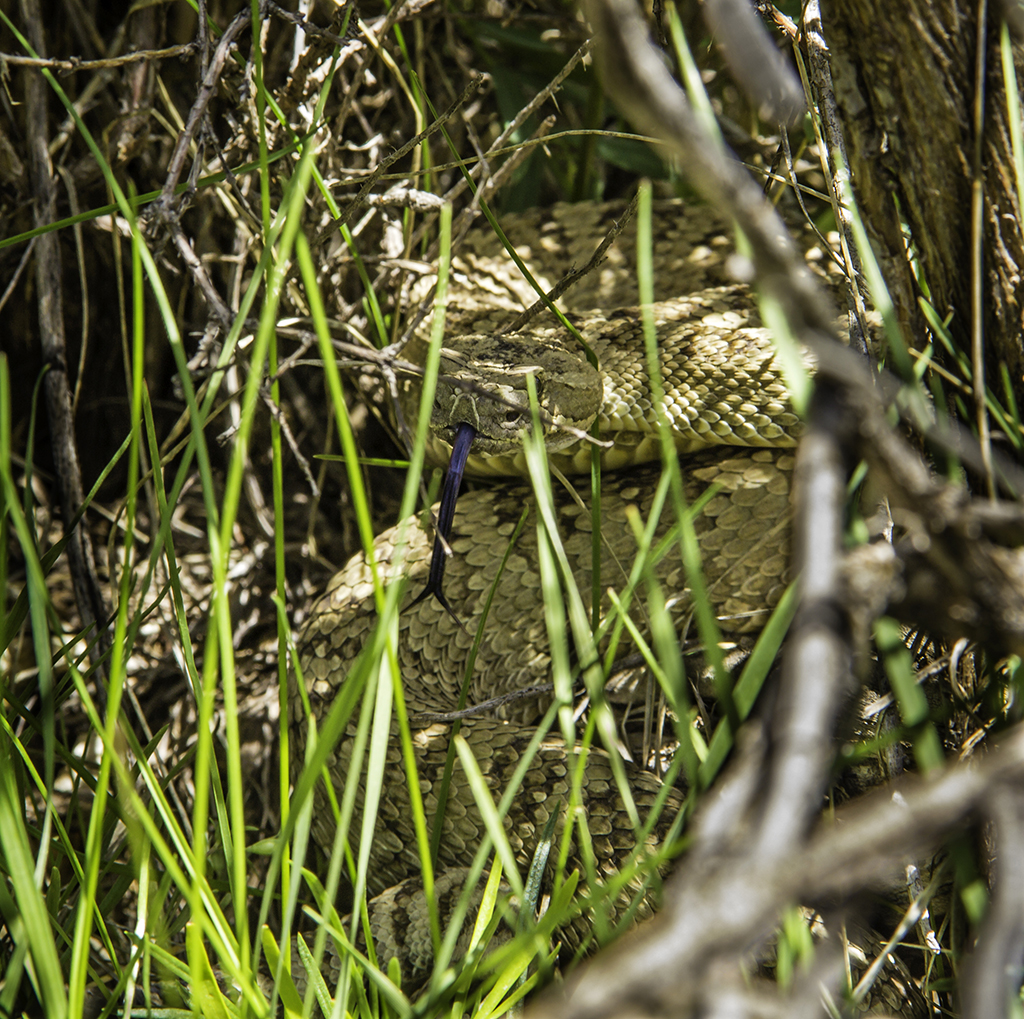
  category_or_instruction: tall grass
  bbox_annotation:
[2,3,1004,1016]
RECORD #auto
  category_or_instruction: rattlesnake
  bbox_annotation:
[290,199,807,985]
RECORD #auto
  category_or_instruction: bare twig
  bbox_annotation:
[584,0,837,343]
[961,784,1024,1018]
[802,0,870,356]
[265,0,351,48]
[167,219,235,331]
[159,8,251,203]
[498,192,641,336]
[258,387,320,499]
[20,0,109,675]
[754,378,856,858]
[703,0,805,125]
[410,684,556,725]
[0,236,36,316]
[970,0,994,499]
[0,42,197,72]
[531,723,1024,1019]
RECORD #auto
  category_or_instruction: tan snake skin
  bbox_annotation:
[290,200,805,983]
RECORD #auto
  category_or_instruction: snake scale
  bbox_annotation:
[290,200,808,983]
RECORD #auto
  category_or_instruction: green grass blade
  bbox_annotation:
[874,617,944,774]
[635,182,735,728]
[698,581,799,789]
[0,729,68,1018]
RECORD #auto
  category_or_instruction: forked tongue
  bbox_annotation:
[407,421,477,629]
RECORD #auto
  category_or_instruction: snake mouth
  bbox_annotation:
[408,420,477,627]
[430,334,602,456]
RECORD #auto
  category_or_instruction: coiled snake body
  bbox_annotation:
[291,200,801,980]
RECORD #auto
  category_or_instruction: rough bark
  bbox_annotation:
[823,0,1024,403]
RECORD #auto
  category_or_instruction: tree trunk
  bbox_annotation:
[824,0,1024,405]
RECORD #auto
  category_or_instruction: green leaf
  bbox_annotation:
[260,926,305,1019]
[186,922,235,1019]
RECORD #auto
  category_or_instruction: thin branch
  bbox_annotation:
[265,0,351,48]
[754,377,856,858]
[20,0,109,680]
[703,0,805,125]
[971,0,995,498]
[530,723,1024,1019]
[497,192,641,336]
[802,0,871,356]
[961,784,1024,1017]
[0,42,197,72]
[159,8,251,204]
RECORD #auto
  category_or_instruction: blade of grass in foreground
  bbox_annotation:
[697,581,800,790]
[288,203,456,1010]
[0,361,69,1019]
[0,720,68,1018]
[635,182,739,738]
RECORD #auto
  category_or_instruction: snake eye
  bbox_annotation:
[504,410,523,425]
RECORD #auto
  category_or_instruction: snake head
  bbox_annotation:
[431,334,601,456]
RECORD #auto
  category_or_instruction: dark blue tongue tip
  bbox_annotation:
[407,422,477,629]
